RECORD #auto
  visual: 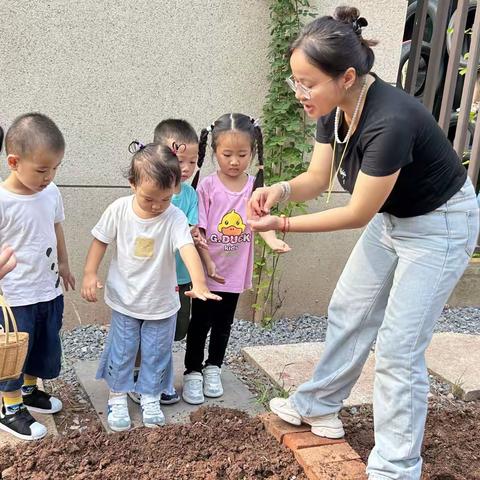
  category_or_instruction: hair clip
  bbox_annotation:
[128,140,145,154]
[171,141,186,155]
[352,17,368,35]
[206,123,215,133]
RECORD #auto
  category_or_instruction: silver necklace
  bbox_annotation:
[334,77,368,145]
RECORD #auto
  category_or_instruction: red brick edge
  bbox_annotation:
[260,413,367,480]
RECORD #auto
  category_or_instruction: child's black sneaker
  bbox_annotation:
[0,403,47,441]
[22,386,63,414]
[160,390,180,405]
[127,368,141,404]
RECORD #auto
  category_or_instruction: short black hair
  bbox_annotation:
[153,119,198,145]
[5,112,65,156]
[127,143,181,190]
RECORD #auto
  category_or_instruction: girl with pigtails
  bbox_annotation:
[182,113,290,404]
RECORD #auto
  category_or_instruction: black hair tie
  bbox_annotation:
[352,17,368,36]
[128,140,145,154]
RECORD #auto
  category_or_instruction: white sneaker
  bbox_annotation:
[203,365,223,398]
[269,397,344,438]
[141,395,165,428]
[182,372,204,404]
[107,394,131,432]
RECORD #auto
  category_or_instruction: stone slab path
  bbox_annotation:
[243,333,480,404]
[426,332,480,401]
[75,350,263,432]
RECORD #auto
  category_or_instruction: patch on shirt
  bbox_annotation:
[134,237,154,257]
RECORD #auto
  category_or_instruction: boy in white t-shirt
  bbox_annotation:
[0,113,75,441]
[81,143,220,432]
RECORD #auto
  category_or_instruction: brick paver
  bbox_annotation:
[261,413,367,480]
[260,412,310,442]
[283,431,345,450]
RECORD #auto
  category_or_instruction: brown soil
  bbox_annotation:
[0,407,305,480]
[343,402,480,480]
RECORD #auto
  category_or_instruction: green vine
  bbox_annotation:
[252,0,316,326]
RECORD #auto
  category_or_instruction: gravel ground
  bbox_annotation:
[58,306,479,399]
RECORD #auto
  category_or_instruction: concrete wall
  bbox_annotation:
[0,1,407,327]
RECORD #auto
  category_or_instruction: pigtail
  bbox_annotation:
[0,126,4,153]
[252,124,264,192]
[191,127,210,190]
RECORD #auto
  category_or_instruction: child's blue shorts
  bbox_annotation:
[0,295,64,392]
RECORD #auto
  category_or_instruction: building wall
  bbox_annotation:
[0,1,407,327]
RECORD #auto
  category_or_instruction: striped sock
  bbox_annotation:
[3,395,24,415]
[21,377,38,396]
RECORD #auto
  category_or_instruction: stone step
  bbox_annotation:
[243,333,480,405]
[75,350,263,432]
[426,332,480,401]
[0,380,58,447]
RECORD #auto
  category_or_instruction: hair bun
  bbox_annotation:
[333,6,361,24]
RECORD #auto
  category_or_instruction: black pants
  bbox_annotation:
[184,292,239,373]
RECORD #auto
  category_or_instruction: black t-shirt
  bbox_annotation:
[316,74,467,218]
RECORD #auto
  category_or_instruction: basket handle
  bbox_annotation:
[0,294,19,345]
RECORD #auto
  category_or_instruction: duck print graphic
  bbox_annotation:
[210,209,251,252]
[217,210,246,237]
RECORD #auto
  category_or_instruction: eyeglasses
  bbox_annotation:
[286,75,333,100]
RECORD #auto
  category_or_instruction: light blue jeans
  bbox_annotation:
[96,310,177,396]
[291,179,479,480]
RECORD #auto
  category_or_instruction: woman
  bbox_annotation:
[248,6,479,480]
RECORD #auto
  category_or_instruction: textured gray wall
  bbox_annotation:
[0,1,407,325]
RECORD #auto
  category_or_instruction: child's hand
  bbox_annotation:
[59,263,76,291]
[206,259,225,284]
[190,225,208,250]
[266,237,291,254]
[0,245,16,280]
[185,285,222,301]
[81,273,103,302]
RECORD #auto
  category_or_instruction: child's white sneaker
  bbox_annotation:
[203,365,223,398]
[182,372,204,404]
[107,394,131,432]
[141,395,165,428]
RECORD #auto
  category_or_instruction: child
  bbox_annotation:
[0,113,75,441]
[182,113,290,405]
[153,119,202,404]
[128,119,207,406]
[81,143,220,431]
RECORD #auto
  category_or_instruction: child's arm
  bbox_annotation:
[190,225,208,250]
[55,223,76,291]
[0,245,16,280]
[81,238,107,302]
[195,229,225,284]
[259,230,291,254]
[179,244,222,301]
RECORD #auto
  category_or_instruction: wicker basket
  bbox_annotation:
[0,295,29,381]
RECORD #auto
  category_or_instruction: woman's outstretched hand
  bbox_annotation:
[247,185,283,218]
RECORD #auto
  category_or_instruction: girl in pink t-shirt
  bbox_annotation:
[182,113,290,405]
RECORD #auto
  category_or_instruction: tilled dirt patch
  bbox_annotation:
[0,407,305,480]
[343,402,480,479]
